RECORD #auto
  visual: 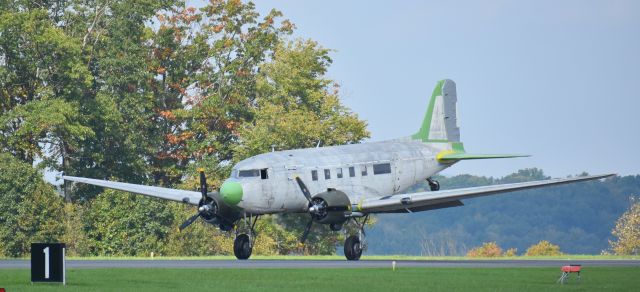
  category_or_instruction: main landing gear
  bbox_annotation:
[234,214,260,260]
[344,214,369,261]
[427,177,440,191]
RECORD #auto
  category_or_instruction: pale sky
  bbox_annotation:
[248,0,640,178]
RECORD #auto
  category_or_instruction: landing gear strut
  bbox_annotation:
[344,215,369,261]
[427,177,440,191]
[234,214,260,260]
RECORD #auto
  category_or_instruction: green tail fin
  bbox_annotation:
[412,79,460,142]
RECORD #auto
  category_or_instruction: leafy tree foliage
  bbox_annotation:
[83,190,173,256]
[0,153,64,257]
[609,200,640,255]
[466,242,503,257]
[525,240,562,256]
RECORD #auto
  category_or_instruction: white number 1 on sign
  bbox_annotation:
[43,246,49,279]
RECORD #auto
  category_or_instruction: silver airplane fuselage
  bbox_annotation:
[226,139,454,214]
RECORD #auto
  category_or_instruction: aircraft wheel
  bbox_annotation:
[429,179,440,191]
[234,234,252,260]
[344,235,362,261]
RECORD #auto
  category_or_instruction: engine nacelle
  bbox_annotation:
[310,189,351,225]
[201,193,241,229]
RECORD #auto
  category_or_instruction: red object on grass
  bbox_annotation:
[562,265,582,273]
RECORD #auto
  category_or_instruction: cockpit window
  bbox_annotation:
[238,169,260,178]
[238,168,269,179]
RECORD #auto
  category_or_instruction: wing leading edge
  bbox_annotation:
[358,173,615,214]
[63,176,201,205]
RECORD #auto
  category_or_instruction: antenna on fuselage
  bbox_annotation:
[316,140,321,148]
[271,144,276,152]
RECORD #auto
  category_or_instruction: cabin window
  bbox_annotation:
[311,170,318,181]
[239,169,260,177]
[361,165,368,176]
[373,163,392,175]
[260,168,268,179]
[324,169,331,179]
[336,168,343,178]
[349,166,355,177]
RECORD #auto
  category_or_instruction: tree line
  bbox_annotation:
[0,0,368,257]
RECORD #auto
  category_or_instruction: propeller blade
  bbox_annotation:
[179,213,201,231]
[299,219,314,244]
[198,168,207,201]
[295,176,312,202]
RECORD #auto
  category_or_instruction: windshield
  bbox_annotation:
[238,169,260,178]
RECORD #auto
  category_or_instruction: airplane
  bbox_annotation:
[64,79,614,260]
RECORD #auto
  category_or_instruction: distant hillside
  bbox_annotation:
[365,169,640,255]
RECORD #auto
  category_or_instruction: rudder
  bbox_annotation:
[412,79,460,142]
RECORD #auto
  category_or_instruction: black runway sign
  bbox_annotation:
[31,243,65,284]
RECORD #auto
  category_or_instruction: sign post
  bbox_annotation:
[31,243,65,285]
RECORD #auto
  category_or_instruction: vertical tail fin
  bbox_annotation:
[412,79,460,142]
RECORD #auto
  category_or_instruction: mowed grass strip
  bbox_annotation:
[1,267,639,291]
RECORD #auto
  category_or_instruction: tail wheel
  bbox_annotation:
[344,235,362,261]
[234,234,252,260]
[428,178,440,191]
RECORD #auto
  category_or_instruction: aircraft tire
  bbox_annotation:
[344,235,362,261]
[234,233,252,260]
[429,180,440,191]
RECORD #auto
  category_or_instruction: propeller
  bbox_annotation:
[295,176,325,244]
[179,168,217,231]
[299,219,314,244]
[179,213,201,231]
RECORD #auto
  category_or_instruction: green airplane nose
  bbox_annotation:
[220,181,243,205]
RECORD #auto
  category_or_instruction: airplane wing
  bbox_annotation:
[63,176,202,205]
[358,173,615,214]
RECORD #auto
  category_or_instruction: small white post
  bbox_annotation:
[62,247,66,286]
[392,260,396,271]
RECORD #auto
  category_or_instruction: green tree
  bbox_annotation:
[1,0,373,256]
[60,202,92,256]
[0,99,93,171]
[234,39,369,160]
[609,199,640,255]
[84,190,174,256]
[0,153,64,257]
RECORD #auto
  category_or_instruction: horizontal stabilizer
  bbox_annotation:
[437,152,529,163]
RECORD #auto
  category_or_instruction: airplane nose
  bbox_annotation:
[220,181,243,205]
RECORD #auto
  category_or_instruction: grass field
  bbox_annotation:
[1,267,639,291]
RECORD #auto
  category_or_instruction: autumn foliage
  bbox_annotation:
[466,242,504,257]
[609,201,640,255]
[525,240,562,256]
